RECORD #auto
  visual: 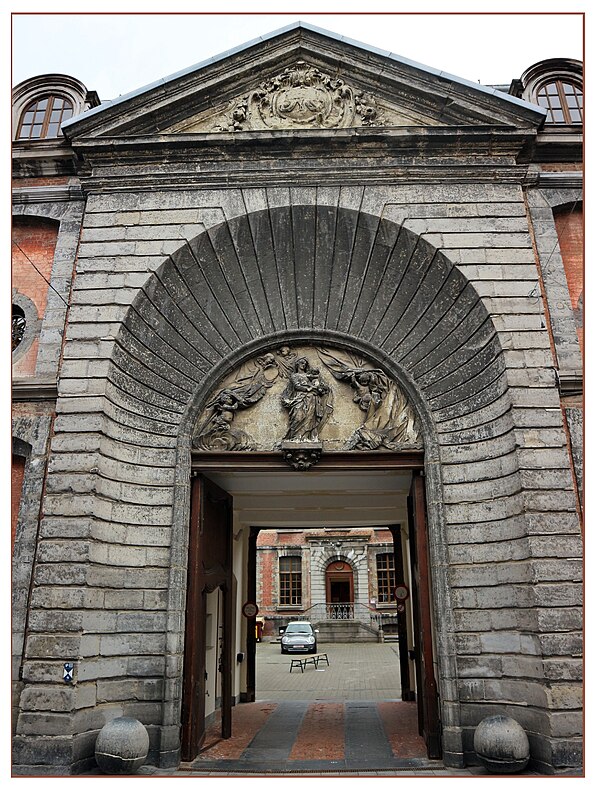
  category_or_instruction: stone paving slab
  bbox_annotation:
[257,640,403,700]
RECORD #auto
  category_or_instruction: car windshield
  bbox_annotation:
[285,623,312,634]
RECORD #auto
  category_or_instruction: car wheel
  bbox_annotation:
[281,648,286,655]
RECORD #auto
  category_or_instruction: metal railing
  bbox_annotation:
[302,602,383,630]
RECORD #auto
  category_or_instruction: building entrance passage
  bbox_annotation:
[182,453,442,768]
[326,560,354,617]
[187,642,431,771]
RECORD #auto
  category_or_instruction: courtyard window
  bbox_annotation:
[376,552,395,603]
[536,80,583,124]
[17,95,74,139]
[279,556,302,605]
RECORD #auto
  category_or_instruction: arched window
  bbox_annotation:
[536,80,583,124]
[17,94,74,139]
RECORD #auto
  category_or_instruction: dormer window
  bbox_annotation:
[536,80,583,125]
[17,94,74,139]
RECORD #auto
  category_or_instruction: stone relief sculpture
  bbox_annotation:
[192,354,279,451]
[281,357,332,443]
[191,344,421,465]
[317,349,421,451]
[212,61,384,132]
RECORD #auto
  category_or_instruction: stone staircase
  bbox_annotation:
[313,619,381,643]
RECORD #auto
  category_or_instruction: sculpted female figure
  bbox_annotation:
[281,358,332,442]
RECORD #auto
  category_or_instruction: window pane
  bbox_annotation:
[19,124,31,137]
[31,124,43,137]
[47,122,59,137]
[545,83,557,93]
[549,95,562,108]
[279,556,302,604]
[563,83,575,95]
[570,108,582,122]
[537,94,550,108]
[62,107,73,121]
[376,553,395,603]
[36,98,48,110]
[553,108,565,122]
[22,111,34,123]
[50,109,62,122]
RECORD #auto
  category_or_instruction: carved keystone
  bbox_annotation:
[281,441,322,470]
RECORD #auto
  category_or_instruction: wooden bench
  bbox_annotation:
[289,653,330,672]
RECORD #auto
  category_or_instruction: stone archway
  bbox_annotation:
[65,201,522,766]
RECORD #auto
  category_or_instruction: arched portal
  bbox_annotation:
[325,560,355,610]
[92,201,520,767]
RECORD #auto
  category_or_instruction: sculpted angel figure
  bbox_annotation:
[317,348,421,451]
[192,386,258,451]
[192,356,277,451]
[281,358,332,443]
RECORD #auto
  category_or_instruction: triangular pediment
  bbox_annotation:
[62,22,545,140]
[166,59,439,134]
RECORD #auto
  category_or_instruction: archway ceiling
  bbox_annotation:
[63,22,544,140]
[208,468,412,527]
[109,204,510,454]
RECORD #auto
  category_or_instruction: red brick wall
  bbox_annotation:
[12,176,70,187]
[12,216,59,376]
[12,455,26,552]
[554,205,583,351]
[541,163,583,172]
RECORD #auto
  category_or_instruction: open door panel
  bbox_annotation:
[181,474,233,761]
[407,471,442,759]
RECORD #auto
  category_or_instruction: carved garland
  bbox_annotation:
[213,61,383,132]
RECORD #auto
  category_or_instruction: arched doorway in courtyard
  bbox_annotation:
[325,559,355,615]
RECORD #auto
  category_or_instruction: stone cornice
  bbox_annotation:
[558,372,583,397]
[532,127,583,163]
[70,126,537,191]
[12,184,85,204]
[12,140,78,178]
[536,171,583,190]
[12,379,58,402]
[70,124,536,155]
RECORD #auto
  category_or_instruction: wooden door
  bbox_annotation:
[407,471,442,759]
[325,560,354,603]
[181,474,233,761]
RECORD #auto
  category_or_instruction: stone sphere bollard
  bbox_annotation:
[474,715,530,773]
[95,717,149,774]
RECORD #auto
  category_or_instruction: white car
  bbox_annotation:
[280,621,318,654]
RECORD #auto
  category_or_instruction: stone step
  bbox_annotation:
[312,619,381,643]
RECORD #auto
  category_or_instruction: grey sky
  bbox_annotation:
[12,12,583,103]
